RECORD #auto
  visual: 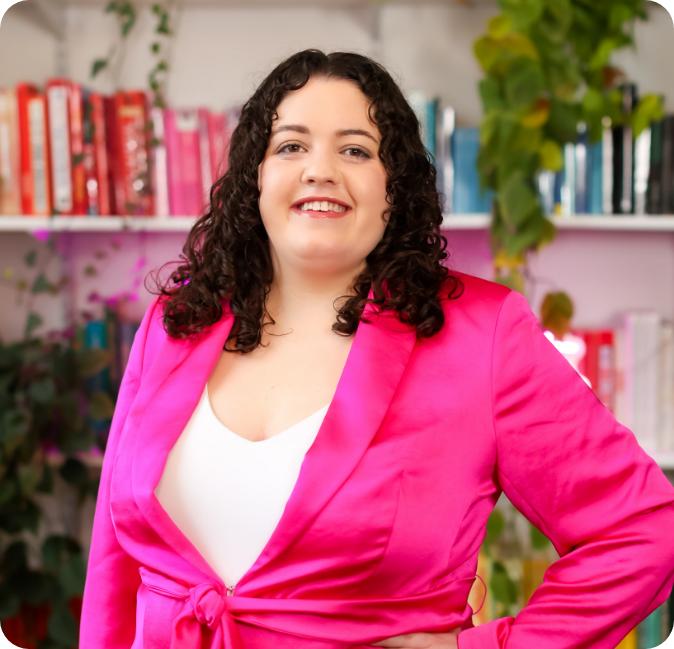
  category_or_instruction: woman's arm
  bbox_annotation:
[458,290,674,649]
[79,296,162,649]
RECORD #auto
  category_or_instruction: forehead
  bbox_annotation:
[272,77,377,134]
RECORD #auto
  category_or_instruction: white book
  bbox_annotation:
[150,107,169,218]
[438,106,455,214]
[47,84,73,213]
[28,97,49,215]
[624,312,660,453]
[634,127,651,215]
[561,143,576,216]
[658,322,674,452]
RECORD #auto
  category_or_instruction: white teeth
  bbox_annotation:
[298,201,347,212]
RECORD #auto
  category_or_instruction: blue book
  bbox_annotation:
[588,141,604,214]
[452,127,493,214]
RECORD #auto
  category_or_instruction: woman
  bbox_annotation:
[80,50,674,649]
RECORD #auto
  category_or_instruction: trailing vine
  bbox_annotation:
[474,0,664,292]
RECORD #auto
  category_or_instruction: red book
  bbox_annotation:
[17,83,52,216]
[103,95,123,215]
[114,91,153,216]
[46,79,74,214]
[207,111,228,182]
[164,108,202,216]
[576,329,614,412]
[69,82,87,215]
[0,88,21,214]
[89,93,111,216]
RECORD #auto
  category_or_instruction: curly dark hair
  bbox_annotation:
[151,49,463,353]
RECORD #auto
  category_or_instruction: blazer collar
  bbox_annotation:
[130,298,418,591]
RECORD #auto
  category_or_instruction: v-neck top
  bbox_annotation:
[154,385,330,588]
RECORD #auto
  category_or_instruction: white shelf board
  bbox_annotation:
[4,214,674,233]
[653,452,674,471]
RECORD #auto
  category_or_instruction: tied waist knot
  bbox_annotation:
[139,567,245,649]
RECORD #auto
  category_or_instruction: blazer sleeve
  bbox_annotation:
[79,296,162,649]
[457,290,674,649]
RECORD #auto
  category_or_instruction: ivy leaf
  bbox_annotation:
[488,15,512,39]
[498,33,539,60]
[42,535,81,573]
[581,88,604,115]
[539,139,563,171]
[505,60,545,108]
[18,464,42,496]
[88,391,115,420]
[29,377,56,403]
[48,604,79,647]
[485,509,505,545]
[479,78,506,113]
[631,93,664,138]
[24,250,37,267]
[25,312,43,338]
[474,36,501,72]
[2,409,31,455]
[521,98,550,129]
[91,58,108,79]
[490,561,519,606]
[589,38,621,71]
[151,41,161,54]
[504,212,556,257]
[31,273,51,294]
[59,554,87,597]
[500,0,543,30]
[500,171,539,227]
[530,523,552,549]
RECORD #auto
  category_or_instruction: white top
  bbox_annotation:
[154,385,329,588]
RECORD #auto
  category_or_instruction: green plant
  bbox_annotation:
[91,1,178,108]
[0,237,125,647]
[474,0,664,292]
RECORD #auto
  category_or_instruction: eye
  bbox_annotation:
[277,143,304,154]
[344,147,370,158]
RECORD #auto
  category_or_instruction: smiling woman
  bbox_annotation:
[79,50,674,649]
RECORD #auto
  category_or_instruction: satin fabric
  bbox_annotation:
[80,273,674,649]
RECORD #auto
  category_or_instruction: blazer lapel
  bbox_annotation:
[237,304,418,592]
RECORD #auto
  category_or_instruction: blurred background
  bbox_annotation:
[0,0,673,647]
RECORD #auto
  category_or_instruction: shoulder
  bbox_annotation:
[440,271,512,315]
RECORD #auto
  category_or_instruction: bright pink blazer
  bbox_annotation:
[80,273,674,649]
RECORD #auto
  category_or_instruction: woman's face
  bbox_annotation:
[258,76,389,280]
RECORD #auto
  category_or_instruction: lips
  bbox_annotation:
[291,196,352,219]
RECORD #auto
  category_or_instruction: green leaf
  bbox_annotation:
[474,36,501,72]
[42,535,82,574]
[500,171,539,227]
[488,15,512,39]
[31,273,51,294]
[539,139,563,171]
[479,78,506,113]
[631,93,665,138]
[76,348,112,378]
[48,604,79,647]
[18,465,42,497]
[589,38,620,71]
[504,212,556,256]
[490,561,519,606]
[29,377,56,404]
[0,581,20,619]
[151,41,161,54]
[2,409,31,455]
[10,570,50,606]
[581,88,604,115]
[91,58,109,79]
[88,391,115,420]
[0,479,16,505]
[36,464,54,494]
[530,524,552,550]
[546,100,580,143]
[59,554,87,597]
[505,60,545,108]
[24,250,37,267]
[485,509,505,545]
[59,458,89,489]
[25,312,43,338]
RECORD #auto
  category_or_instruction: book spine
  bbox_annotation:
[70,83,87,215]
[602,117,614,215]
[149,106,169,217]
[164,109,182,215]
[646,119,663,215]
[198,108,212,206]
[596,330,615,413]
[575,124,588,214]
[634,127,651,215]
[613,83,637,215]
[615,628,637,649]
[588,141,604,215]
[625,311,660,453]
[82,90,99,216]
[659,322,674,453]
[175,108,203,217]
[46,80,73,215]
[0,88,21,214]
[662,116,674,214]
[28,94,52,216]
[115,91,153,216]
[103,95,123,215]
[561,143,576,216]
[440,107,455,215]
[207,111,228,181]
[90,92,111,216]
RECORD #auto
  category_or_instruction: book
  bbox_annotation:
[114,91,154,216]
[575,123,589,214]
[634,127,651,215]
[438,107,455,213]
[165,108,203,216]
[646,119,664,214]
[207,110,228,181]
[83,90,111,216]
[452,127,492,214]
[69,82,87,215]
[602,116,614,215]
[560,143,576,216]
[0,87,21,214]
[149,105,169,217]
[612,83,637,215]
[588,140,604,215]
[17,83,52,216]
[624,311,660,453]
[198,108,213,205]
[46,79,74,214]
[103,94,123,215]
[616,629,637,649]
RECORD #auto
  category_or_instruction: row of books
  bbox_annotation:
[548,314,674,456]
[0,79,239,217]
[413,83,674,217]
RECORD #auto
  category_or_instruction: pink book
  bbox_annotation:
[207,111,228,182]
[150,107,169,217]
[164,108,203,216]
[198,108,212,207]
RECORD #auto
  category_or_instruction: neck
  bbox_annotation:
[265,258,364,335]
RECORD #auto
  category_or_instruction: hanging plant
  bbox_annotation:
[474,0,664,292]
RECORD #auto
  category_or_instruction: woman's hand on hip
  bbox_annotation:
[371,630,460,648]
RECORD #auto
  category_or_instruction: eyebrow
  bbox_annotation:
[271,124,378,143]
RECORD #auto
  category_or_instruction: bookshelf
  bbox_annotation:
[5,214,674,232]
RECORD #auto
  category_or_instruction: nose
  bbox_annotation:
[300,146,341,186]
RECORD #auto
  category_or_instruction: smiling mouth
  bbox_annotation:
[292,200,351,218]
